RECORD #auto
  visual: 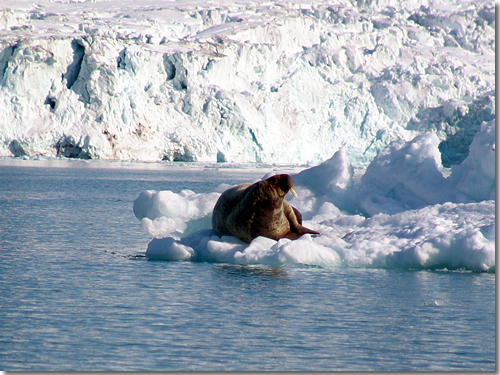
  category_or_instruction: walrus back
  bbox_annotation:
[212,184,253,240]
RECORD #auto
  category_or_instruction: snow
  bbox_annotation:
[134,121,495,271]
[0,0,495,167]
[133,189,220,238]
[358,132,448,215]
[449,120,496,203]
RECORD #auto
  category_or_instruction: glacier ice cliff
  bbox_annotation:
[0,0,495,167]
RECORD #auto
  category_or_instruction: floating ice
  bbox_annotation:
[317,201,495,272]
[134,126,495,272]
[145,232,341,268]
[142,199,494,271]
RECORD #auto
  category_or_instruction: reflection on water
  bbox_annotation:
[214,264,290,280]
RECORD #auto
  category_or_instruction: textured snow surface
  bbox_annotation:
[134,122,495,271]
[0,0,495,167]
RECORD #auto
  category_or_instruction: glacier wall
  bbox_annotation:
[0,0,495,166]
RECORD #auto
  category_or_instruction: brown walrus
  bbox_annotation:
[212,174,320,243]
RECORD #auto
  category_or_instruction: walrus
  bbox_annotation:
[212,174,320,243]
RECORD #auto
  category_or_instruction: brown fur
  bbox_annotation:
[212,174,319,243]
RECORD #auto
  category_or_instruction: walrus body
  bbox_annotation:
[212,174,319,243]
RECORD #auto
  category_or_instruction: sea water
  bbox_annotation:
[0,159,495,371]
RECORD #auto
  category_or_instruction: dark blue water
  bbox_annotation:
[0,159,495,371]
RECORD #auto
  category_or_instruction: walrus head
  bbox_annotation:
[264,174,299,199]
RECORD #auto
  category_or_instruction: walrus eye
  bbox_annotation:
[290,187,298,198]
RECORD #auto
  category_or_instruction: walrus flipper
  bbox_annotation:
[292,206,303,225]
[284,202,320,239]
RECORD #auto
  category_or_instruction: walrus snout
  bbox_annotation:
[267,174,298,198]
